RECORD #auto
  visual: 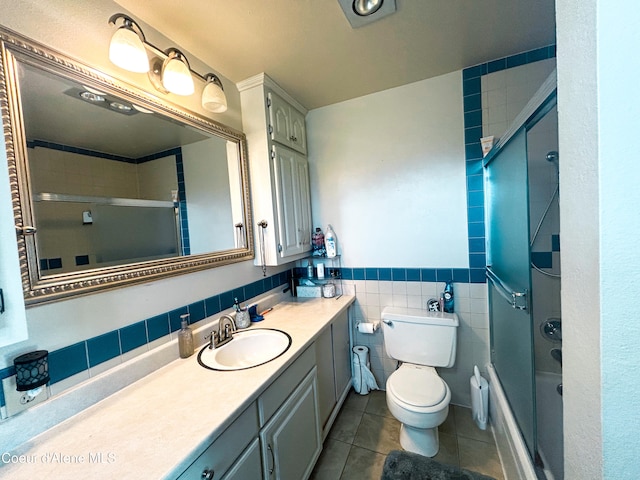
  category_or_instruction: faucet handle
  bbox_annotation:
[204,331,218,349]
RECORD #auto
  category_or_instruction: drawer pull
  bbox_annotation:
[268,444,275,475]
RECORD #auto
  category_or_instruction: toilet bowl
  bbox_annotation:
[385,364,451,457]
[381,306,458,457]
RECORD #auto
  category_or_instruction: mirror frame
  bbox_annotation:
[0,26,254,305]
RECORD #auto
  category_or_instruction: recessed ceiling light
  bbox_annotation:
[79,91,106,103]
[337,0,396,28]
[353,0,383,16]
[109,101,133,112]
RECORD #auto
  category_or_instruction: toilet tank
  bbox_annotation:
[381,306,458,368]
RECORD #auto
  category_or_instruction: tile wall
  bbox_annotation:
[344,275,489,407]
[0,271,290,414]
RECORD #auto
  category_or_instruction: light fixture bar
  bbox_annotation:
[107,13,227,112]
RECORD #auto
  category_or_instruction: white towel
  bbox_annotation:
[353,355,379,394]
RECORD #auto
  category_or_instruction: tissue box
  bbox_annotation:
[296,286,322,297]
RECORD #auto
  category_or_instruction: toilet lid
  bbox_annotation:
[388,366,447,407]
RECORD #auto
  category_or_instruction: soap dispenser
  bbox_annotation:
[178,313,194,358]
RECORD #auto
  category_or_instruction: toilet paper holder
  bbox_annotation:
[356,322,379,334]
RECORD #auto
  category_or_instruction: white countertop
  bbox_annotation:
[0,295,354,479]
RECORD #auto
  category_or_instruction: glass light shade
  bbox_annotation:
[202,80,228,113]
[109,27,149,73]
[162,54,194,96]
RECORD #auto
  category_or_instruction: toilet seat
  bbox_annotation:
[387,364,447,408]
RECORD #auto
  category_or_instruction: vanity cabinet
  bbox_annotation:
[260,368,321,480]
[176,403,260,480]
[316,310,352,438]
[238,73,313,266]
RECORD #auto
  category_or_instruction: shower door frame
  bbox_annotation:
[483,71,557,461]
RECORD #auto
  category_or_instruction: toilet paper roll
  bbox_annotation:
[352,345,369,364]
[357,322,378,334]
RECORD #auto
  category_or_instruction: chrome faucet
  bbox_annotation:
[206,314,237,349]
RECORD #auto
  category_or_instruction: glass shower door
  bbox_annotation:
[485,127,536,456]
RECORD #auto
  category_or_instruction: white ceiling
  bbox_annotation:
[114,0,556,110]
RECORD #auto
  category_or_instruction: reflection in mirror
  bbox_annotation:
[0,27,253,304]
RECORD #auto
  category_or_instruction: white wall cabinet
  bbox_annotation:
[272,145,312,258]
[238,73,312,266]
[268,91,307,154]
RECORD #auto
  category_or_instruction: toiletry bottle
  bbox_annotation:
[317,262,325,279]
[178,314,194,358]
[443,282,454,313]
[325,225,337,258]
[312,227,325,256]
[307,260,314,278]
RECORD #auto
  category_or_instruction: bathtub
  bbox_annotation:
[487,366,564,480]
[487,364,537,480]
[535,371,564,480]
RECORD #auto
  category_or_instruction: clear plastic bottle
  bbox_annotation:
[325,225,337,258]
[307,259,314,278]
[178,314,194,358]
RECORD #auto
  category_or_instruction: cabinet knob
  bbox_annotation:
[201,468,215,479]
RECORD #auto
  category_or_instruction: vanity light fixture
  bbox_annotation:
[202,73,227,113]
[108,13,227,111]
[108,14,149,73]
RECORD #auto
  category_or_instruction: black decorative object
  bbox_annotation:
[14,350,49,391]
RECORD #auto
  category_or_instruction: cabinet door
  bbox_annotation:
[294,156,312,252]
[268,91,292,147]
[315,327,337,430]
[272,146,311,258]
[288,107,307,154]
[332,311,352,399]
[261,368,321,480]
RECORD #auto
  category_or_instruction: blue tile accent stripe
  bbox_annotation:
[0,271,291,401]
[462,45,556,282]
[175,149,191,256]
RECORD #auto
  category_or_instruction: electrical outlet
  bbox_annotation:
[1,375,49,418]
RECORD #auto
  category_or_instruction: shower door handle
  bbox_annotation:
[486,267,528,311]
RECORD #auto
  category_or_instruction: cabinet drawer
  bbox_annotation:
[177,402,259,480]
[259,343,315,426]
[220,438,262,480]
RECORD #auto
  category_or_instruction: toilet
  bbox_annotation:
[381,306,459,457]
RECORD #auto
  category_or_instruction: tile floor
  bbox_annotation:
[311,389,504,480]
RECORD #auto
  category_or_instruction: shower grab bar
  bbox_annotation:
[486,267,528,311]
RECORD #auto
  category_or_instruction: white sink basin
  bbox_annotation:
[197,328,292,371]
